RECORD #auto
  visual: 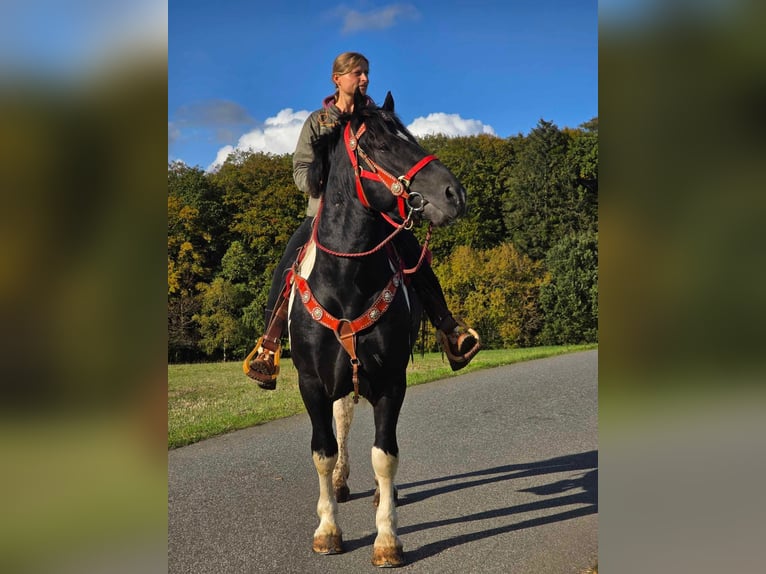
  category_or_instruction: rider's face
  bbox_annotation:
[335,66,369,98]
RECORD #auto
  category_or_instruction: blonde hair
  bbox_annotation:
[332,52,369,92]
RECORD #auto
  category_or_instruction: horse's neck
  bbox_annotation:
[313,200,393,301]
[316,198,385,256]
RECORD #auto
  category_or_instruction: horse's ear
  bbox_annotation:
[383,91,394,112]
[353,88,366,114]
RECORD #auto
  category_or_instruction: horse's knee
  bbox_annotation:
[313,452,338,476]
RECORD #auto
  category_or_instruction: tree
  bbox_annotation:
[539,231,598,344]
[193,276,248,361]
[417,134,515,261]
[502,119,590,260]
[564,118,598,237]
[168,192,211,361]
[168,162,232,272]
[434,243,548,348]
[167,120,599,362]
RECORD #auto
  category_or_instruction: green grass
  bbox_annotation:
[168,344,596,449]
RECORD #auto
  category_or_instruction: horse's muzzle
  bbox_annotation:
[447,184,467,217]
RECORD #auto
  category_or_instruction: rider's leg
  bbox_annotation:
[246,217,313,389]
[392,231,480,371]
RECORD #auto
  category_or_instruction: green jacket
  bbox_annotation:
[293,96,343,217]
[293,95,374,216]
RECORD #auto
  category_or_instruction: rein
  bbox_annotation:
[312,197,433,275]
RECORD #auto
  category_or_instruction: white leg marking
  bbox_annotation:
[333,395,355,497]
[312,452,341,540]
[371,447,401,551]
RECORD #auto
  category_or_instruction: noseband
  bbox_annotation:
[344,122,437,226]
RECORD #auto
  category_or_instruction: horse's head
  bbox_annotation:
[313,90,467,227]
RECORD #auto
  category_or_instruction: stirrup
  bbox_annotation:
[243,337,281,390]
[437,324,481,372]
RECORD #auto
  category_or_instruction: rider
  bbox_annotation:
[245,52,480,389]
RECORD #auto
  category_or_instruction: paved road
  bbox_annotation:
[169,350,597,573]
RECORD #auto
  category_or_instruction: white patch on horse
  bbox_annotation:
[371,447,402,555]
[332,394,355,500]
[312,451,342,542]
[288,239,317,346]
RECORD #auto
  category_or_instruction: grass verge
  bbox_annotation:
[168,344,596,449]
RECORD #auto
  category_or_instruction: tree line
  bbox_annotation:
[168,118,598,363]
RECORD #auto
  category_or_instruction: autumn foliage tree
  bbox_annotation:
[167,118,598,362]
[434,244,548,348]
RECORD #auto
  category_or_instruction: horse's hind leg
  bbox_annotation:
[333,394,355,503]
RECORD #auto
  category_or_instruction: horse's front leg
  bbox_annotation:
[332,394,355,502]
[312,451,343,554]
[302,382,344,555]
[371,392,405,567]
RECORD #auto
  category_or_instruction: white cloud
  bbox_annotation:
[407,113,496,137]
[337,3,420,34]
[205,108,495,172]
[168,122,180,147]
[207,108,310,172]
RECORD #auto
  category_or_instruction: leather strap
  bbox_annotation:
[293,272,401,334]
[292,270,402,403]
[261,294,288,352]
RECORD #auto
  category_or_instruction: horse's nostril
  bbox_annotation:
[446,185,466,212]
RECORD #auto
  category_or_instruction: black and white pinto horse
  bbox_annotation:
[287,90,467,567]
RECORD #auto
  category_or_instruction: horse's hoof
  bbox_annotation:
[312,534,343,555]
[372,545,405,567]
[334,484,350,503]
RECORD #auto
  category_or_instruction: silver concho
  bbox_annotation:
[348,137,357,149]
[312,307,323,320]
[390,181,403,195]
[369,308,380,321]
[382,290,393,303]
[301,291,310,303]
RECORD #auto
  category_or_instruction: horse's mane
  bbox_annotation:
[305,97,417,200]
[305,120,345,199]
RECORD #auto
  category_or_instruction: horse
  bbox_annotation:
[286,89,467,567]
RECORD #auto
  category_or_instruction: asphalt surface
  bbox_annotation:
[169,350,598,573]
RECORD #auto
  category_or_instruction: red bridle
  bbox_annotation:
[293,121,438,403]
[344,122,438,225]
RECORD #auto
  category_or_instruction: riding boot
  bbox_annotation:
[243,293,288,390]
[408,262,481,371]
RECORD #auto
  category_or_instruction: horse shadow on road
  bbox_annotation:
[343,450,597,562]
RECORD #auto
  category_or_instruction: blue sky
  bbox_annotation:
[169,0,598,171]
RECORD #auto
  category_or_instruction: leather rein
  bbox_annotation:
[293,120,438,403]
